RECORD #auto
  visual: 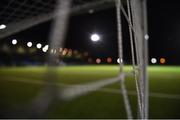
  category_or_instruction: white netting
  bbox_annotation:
[0,0,114,39]
[0,0,107,24]
[0,0,148,119]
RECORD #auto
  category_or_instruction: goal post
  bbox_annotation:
[116,0,149,119]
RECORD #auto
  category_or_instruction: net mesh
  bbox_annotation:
[0,0,148,119]
[0,0,114,39]
[0,0,113,25]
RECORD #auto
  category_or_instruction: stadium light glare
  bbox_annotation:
[91,33,100,42]
[117,58,120,63]
[0,24,6,29]
[117,58,123,64]
[42,47,47,52]
[96,58,101,64]
[27,42,32,47]
[160,58,166,64]
[62,50,67,56]
[107,57,112,63]
[12,39,17,45]
[42,45,49,51]
[36,43,42,49]
[145,34,149,40]
[44,45,49,49]
[151,58,157,64]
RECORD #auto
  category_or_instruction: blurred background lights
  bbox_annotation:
[27,42,32,47]
[59,48,63,52]
[117,58,120,64]
[160,58,166,64]
[62,49,67,56]
[107,57,112,63]
[151,58,157,64]
[145,34,149,40]
[88,58,93,63]
[88,9,94,14]
[42,47,47,52]
[36,43,42,49]
[12,39,17,45]
[0,24,6,29]
[67,50,72,56]
[44,45,49,49]
[91,34,100,42]
[117,58,123,64]
[96,58,101,64]
[42,45,49,52]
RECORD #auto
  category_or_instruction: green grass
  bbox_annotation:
[0,65,180,118]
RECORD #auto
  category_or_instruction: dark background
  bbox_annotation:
[0,0,180,65]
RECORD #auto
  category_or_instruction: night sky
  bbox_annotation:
[148,1,180,65]
[1,0,180,65]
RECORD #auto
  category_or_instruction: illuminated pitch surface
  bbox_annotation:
[0,66,180,119]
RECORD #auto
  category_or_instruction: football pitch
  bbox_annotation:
[0,65,180,118]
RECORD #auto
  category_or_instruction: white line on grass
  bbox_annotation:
[1,76,180,100]
[60,77,120,100]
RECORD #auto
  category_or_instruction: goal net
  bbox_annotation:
[0,0,148,119]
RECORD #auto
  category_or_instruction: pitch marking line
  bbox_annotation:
[1,76,180,100]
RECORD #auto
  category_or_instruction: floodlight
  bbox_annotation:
[151,58,157,64]
[36,43,42,49]
[12,39,17,45]
[107,57,112,63]
[91,34,100,42]
[160,58,166,64]
[42,47,47,52]
[0,24,6,29]
[96,58,101,64]
[117,58,123,64]
[27,42,32,47]
[44,45,49,49]
[145,34,149,40]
